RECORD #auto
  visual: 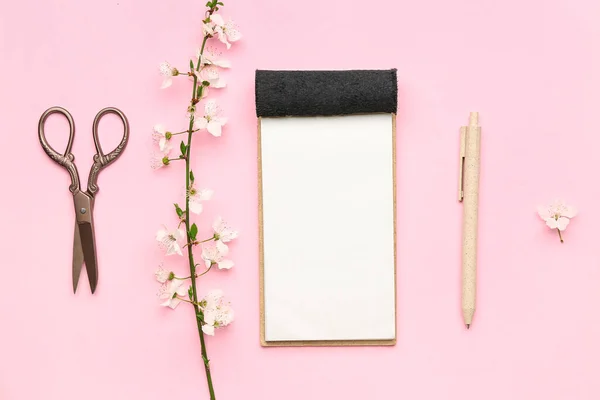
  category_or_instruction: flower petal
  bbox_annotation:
[213,216,224,232]
[545,218,559,229]
[204,100,218,116]
[563,206,577,219]
[216,240,228,254]
[175,228,185,240]
[156,228,167,241]
[161,77,172,89]
[168,297,182,309]
[189,200,203,214]
[217,259,234,270]
[176,285,188,297]
[198,189,214,201]
[537,205,551,220]
[168,242,182,256]
[225,24,241,42]
[194,117,208,130]
[160,298,172,307]
[159,137,169,152]
[213,58,231,68]
[207,121,222,137]
[214,116,227,126]
[212,77,226,88]
[556,217,570,231]
[202,324,215,335]
[155,266,169,283]
[210,13,225,26]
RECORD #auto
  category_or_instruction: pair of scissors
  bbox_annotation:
[38,106,129,294]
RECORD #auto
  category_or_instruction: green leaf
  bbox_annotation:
[190,170,195,182]
[174,203,184,217]
[190,223,198,241]
[180,141,187,156]
[188,286,193,301]
[196,85,203,98]
[205,1,211,6]
[189,59,194,70]
[217,1,224,5]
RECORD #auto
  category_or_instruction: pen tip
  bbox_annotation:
[466,324,470,329]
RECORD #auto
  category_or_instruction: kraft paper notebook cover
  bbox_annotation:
[256,69,398,347]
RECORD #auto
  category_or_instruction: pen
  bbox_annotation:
[458,112,481,329]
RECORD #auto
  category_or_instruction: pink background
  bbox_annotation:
[2,0,600,398]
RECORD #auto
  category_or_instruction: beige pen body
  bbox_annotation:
[461,115,481,327]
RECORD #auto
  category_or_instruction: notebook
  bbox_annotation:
[256,69,398,346]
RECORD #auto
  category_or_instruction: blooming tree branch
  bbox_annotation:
[151,1,240,398]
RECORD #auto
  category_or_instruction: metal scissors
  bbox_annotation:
[38,106,129,294]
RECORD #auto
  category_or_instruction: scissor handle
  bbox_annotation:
[87,107,130,196]
[38,106,81,194]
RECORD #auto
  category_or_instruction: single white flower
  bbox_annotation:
[150,146,172,170]
[156,225,185,256]
[212,216,238,252]
[199,65,226,88]
[537,199,577,242]
[186,184,213,214]
[199,289,234,335]
[201,307,234,335]
[159,61,178,89]
[155,264,172,283]
[198,47,231,68]
[201,242,234,270]
[158,280,188,309]
[152,124,172,152]
[193,100,227,137]
[210,14,241,49]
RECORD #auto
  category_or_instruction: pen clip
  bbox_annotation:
[458,126,466,202]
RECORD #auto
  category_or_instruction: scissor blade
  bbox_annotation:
[78,222,98,293]
[72,221,85,293]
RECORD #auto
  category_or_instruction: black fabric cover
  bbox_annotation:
[255,69,397,117]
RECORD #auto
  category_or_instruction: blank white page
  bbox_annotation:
[260,113,396,344]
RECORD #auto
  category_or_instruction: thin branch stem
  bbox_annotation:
[197,264,213,277]
[557,229,564,243]
[184,25,215,400]
[177,296,199,305]
[172,129,200,135]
